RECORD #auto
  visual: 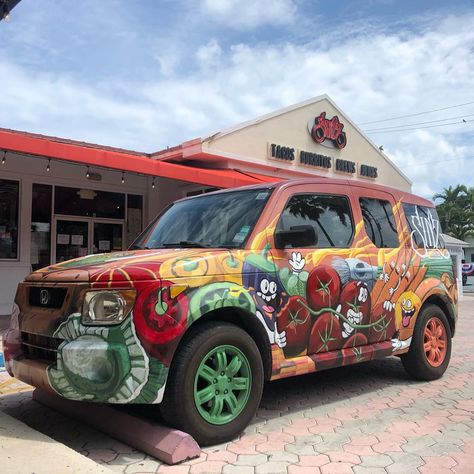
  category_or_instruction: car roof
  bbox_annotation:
[181,177,433,207]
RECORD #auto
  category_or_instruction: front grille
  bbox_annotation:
[21,332,63,363]
[29,287,67,309]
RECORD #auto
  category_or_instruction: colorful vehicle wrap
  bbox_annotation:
[3,179,457,406]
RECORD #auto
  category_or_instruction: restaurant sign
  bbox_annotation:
[308,112,347,149]
[269,142,378,179]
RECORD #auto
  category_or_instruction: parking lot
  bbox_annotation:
[1,295,474,473]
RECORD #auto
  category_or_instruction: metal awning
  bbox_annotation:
[0,128,280,188]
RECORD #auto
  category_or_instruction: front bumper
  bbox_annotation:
[4,312,168,405]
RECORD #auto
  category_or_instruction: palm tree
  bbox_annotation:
[434,185,474,240]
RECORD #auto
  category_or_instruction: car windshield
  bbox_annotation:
[132,188,273,249]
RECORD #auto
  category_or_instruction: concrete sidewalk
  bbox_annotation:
[0,410,112,474]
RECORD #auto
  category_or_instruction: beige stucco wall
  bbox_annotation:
[202,97,411,191]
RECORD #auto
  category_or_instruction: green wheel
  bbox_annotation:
[161,322,263,446]
[194,345,252,425]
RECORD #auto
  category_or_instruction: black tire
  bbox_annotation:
[401,304,452,381]
[160,321,264,446]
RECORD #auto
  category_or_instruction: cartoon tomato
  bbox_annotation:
[308,312,342,354]
[306,265,341,310]
[133,280,189,366]
[277,296,311,357]
[339,281,371,340]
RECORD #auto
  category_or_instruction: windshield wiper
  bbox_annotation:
[161,241,211,248]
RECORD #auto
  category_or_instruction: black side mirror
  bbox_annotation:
[274,225,317,249]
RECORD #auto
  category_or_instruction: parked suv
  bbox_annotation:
[3,178,457,445]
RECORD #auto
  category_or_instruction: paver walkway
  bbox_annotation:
[1,295,473,473]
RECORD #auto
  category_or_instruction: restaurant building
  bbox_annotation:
[0,94,411,314]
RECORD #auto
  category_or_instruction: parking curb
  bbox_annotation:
[33,388,201,465]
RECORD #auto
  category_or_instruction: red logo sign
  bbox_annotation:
[310,112,347,149]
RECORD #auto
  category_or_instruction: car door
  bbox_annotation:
[350,186,408,344]
[268,182,377,358]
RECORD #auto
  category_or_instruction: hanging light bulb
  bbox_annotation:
[86,166,90,179]
[1,151,6,165]
[2,4,10,21]
[152,177,155,189]
[46,159,51,172]
[121,171,125,184]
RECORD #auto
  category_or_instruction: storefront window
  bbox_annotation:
[0,179,19,259]
[31,184,52,270]
[54,186,125,219]
[126,194,143,247]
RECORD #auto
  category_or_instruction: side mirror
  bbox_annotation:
[274,225,317,249]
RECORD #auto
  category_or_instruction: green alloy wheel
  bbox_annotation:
[194,345,252,425]
[161,322,264,446]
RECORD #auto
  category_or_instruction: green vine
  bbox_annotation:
[296,298,388,331]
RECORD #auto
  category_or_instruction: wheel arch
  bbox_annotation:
[421,293,457,336]
[173,307,273,381]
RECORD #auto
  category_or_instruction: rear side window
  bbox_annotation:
[277,194,353,248]
[359,197,399,248]
[402,203,445,250]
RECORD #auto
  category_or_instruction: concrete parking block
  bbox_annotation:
[33,388,200,465]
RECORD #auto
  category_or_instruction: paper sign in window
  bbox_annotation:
[71,235,84,246]
[99,240,111,251]
[57,234,70,245]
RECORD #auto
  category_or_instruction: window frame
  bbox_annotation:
[359,196,400,249]
[275,191,355,249]
[0,177,21,262]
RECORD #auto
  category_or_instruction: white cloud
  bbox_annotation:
[196,39,222,66]
[200,0,297,28]
[1,10,474,198]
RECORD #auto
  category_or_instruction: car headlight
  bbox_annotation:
[82,290,136,326]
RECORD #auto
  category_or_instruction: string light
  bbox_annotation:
[86,166,90,179]
[1,3,10,21]
[46,159,51,172]
[121,171,125,184]
[1,151,5,165]
[152,177,155,189]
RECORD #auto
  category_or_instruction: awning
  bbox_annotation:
[0,128,281,188]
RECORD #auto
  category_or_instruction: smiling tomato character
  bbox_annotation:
[338,281,371,340]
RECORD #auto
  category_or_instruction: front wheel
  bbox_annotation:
[160,322,264,446]
[401,304,452,381]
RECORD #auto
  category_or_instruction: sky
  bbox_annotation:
[1,0,474,198]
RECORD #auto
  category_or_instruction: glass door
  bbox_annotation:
[55,219,89,263]
[92,221,123,254]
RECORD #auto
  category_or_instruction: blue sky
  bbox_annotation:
[1,0,473,197]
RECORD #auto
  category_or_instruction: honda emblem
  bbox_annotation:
[40,289,50,306]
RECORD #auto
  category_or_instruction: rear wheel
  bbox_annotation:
[401,304,451,381]
[160,322,264,446]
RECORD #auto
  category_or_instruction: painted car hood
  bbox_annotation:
[25,248,244,283]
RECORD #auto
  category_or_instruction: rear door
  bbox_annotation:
[350,186,407,343]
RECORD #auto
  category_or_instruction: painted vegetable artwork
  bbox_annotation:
[4,196,457,406]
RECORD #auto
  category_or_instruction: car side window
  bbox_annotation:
[276,194,354,248]
[402,203,445,249]
[359,197,399,248]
